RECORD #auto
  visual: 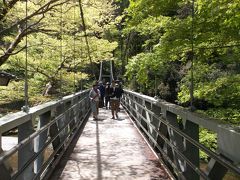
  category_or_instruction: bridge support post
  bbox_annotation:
[145,104,154,144]
[69,101,76,131]
[34,111,51,174]
[56,104,67,143]
[166,111,185,176]
[77,100,83,123]
[64,102,71,136]
[183,120,199,180]
[0,134,11,180]
[145,102,161,145]
[18,120,35,180]
[49,108,62,155]
[158,121,174,171]
[84,96,90,114]
[71,96,80,128]
[206,158,228,179]
[131,96,137,120]
[137,98,148,131]
[151,103,162,140]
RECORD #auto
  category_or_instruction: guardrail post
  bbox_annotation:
[160,108,174,172]
[0,134,11,180]
[73,96,79,125]
[206,158,228,179]
[77,100,83,123]
[80,96,84,116]
[56,103,66,143]
[152,103,164,145]
[150,103,162,140]
[69,101,76,131]
[34,111,51,174]
[123,93,130,111]
[144,102,160,146]
[64,101,71,136]
[66,101,71,121]
[49,108,62,155]
[18,120,35,180]
[166,111,184,174]
[77,99,81,121]
[131,96,137,119]
[83,96,88,115]
[84,96,90,114]
[138,98,148,131]
[183,120,199,180]
[205,125,238,179]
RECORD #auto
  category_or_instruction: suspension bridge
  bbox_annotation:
[0,0,240,180]
[0,60,240,180]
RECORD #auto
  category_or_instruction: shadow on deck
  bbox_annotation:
[50,107,170,180]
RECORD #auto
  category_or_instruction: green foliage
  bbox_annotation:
[199,128,217,161]
[0,79,53,114]
[199,75,240,107]
[0,0,118,113]
[124,0,240,107]
[0,81,24,102]
[202,108,240,125]
[178,62,240,107]
[126,0,180,26]
[125,52,167,90]
[122,0,240,155]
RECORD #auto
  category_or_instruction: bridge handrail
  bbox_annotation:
[0,90,91,180]
[124,90,220,131]
[122,89,240,179]
[0,90,89,134]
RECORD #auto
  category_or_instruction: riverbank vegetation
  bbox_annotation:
[121,0,239,126]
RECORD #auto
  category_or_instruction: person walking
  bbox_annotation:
[105,82,111,109]
[98,81,105,108]
[89,83,100,119]
[110,83,124,119]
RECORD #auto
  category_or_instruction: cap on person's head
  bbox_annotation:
[99,81,103,84]
[106,82,110,85]
[115,83,119,87]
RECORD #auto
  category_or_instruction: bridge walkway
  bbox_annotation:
[50,107,171,180]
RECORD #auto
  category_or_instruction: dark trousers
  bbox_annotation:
[99,96,104,108]
[105,96,110,108]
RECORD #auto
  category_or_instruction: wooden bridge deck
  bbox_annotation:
[50,107,171,180]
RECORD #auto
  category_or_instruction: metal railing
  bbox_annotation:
[121,90,240,180]
[0,90,90,180]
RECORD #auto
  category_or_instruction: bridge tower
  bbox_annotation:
[98,60,114,83]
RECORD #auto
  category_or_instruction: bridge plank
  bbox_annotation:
[50,107,171,179]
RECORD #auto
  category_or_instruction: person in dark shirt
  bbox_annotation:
[110,83,124,119]
[98,81,105,108]
[105,82,111,109]
[113,83,124,98]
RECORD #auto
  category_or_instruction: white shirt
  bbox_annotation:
[89,88,100,101]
